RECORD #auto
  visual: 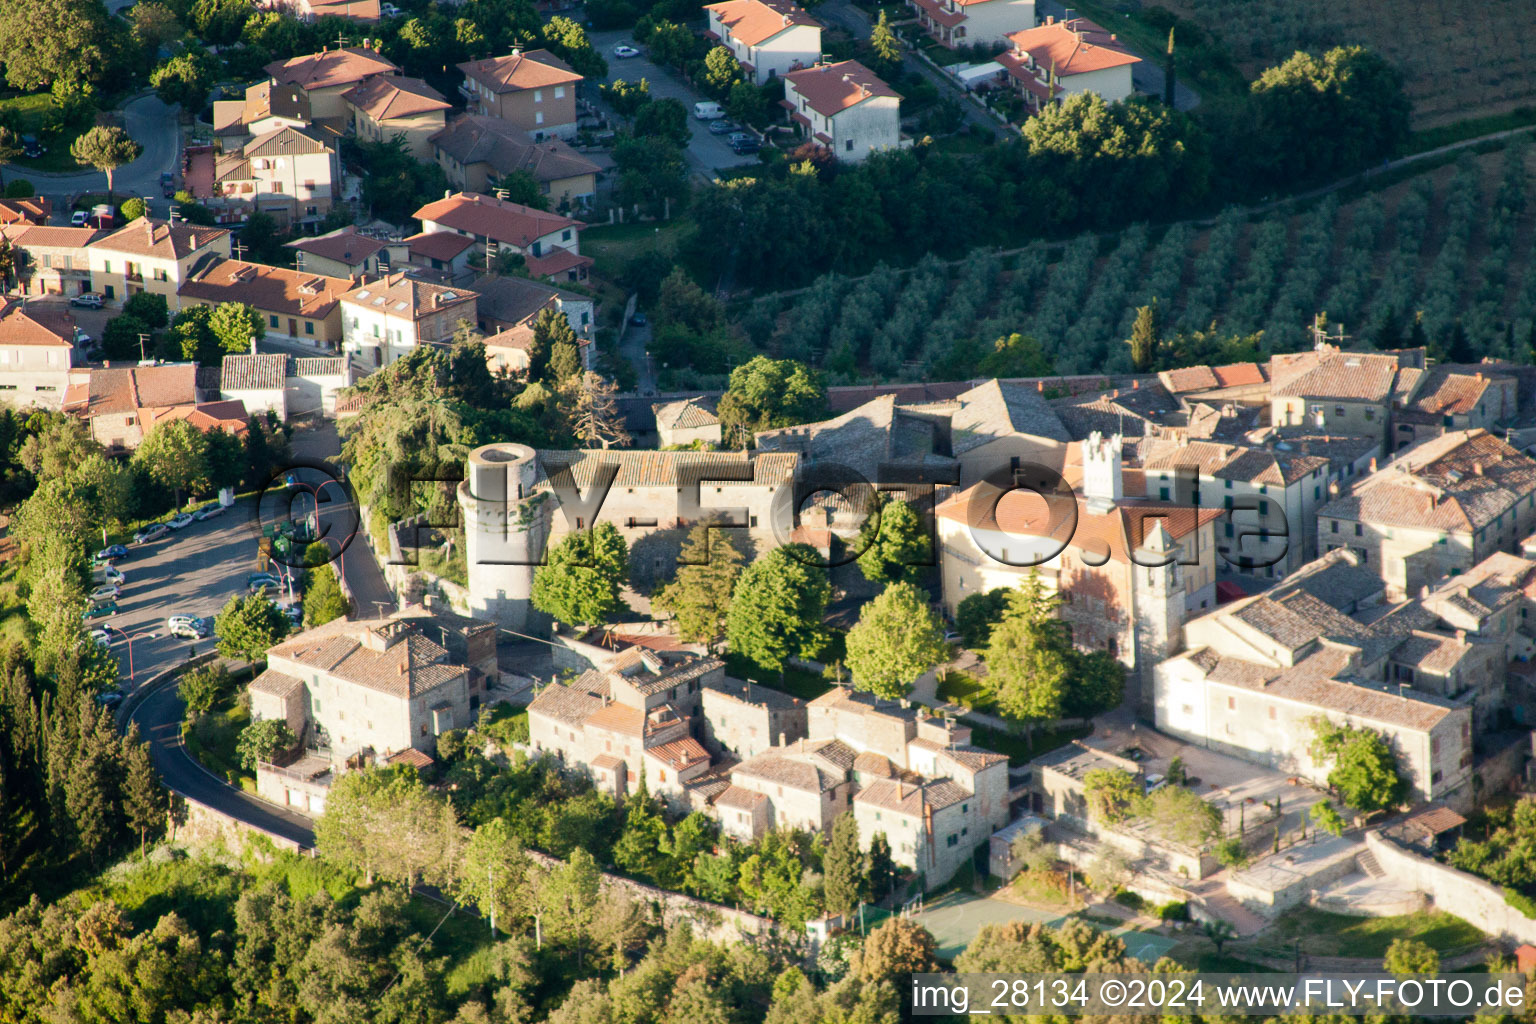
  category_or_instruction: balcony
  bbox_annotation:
[124,269,143,283]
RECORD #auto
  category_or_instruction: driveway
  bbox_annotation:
[2,92,184,221]
[588,31,761,177]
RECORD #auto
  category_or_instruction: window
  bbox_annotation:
[534,89,543,102]
[561,229,572,242]
[269,314,280,329]
[845,139,854,152]
[1159,487,1169,501]
[946,834,958,847]
[314,698,322,713]
[1354,523,1363,536]
[154,268,168,282]
[535,111,544,125]
[1331,521,1339,533]
[421,724,428,736]
[1227,696,1235,710]
[305,321,314,335]
[554,86,565,98]
[271,181,283,193]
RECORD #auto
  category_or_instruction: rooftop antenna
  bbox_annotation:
[231,240,248,261]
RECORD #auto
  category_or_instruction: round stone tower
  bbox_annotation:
[459,443,548,632]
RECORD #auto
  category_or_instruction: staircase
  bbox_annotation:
[1356,850,1385,879]
[1198,891,1270,937]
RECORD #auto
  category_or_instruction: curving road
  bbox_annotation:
[131,675,317,847]
[2,92,184,216]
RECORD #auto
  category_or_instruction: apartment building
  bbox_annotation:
[1,225,101,298]
[213,79,311,148]
[430,114,599,206]
[285,226,393,279]
[264,45,400,127]
[1270,347,1426,449]
[343,74,451,160]
[339,271,478,367]
[996,17,1139,111]
[457,49,582,140]
[0,300,79,408]
[212,124,342,229]
[178,257,351,348]
[909,0,1033,48]
[704,0,823,84]
[413,191,590,282]
[87,219,231,308]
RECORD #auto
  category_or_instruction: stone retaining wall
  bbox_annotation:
[1365,830,1536,944]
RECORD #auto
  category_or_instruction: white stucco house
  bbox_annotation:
[909,0,1034,47]
[996,17,1140,113]
[704,0,823,85]
[781,61,902,163]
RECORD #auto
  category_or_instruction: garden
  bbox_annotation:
[736,141,1536,383]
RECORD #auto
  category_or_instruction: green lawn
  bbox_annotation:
[936,669,995,713]
[0,93,85,173]
[581,218,691,281]
[0,559,30,647]
[1264,908,1484,958]
[418,546,468,587]
[963,720,1091,767]
[723,652,834,701]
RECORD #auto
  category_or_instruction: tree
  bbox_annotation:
[1064,648,1124,719]
[208,302,265,359]
[600,77,652,120]
[1202,919,1235,955]
[844,582,948,700]
[535,847,602,966]
[633,98,690,148]
[542,15,608,79]
[456,818,536,933]
[1127,301,1160,371]
[1144,785,1220,845]
[726,543,830,671]
[132,419,209,507]
[498,170,548,211]
[612,134,688,214]
[983,574,1069,744]
[0,0,111,91]
[955,588,1009,648]
[215,591,291,663]
[315,765,462,888]
[1082,768,1142,823]
[302,565,349,627]
[549,341,581,384]
[191,0,255,45]
[703,46,741,97]
[612,782,668,882]
[978,332,1054,378]
[1384,938,1439,977]
[869,10,901,71]
[726,80,763,126]
[855,498,932,585]
[0,127,21,190]
[865,831,898,900]
[102,313,150,362]
[1310,800,1346,837]
[121,726,164,858]
[132,2,184,55]
[1309,719,1407,813]
[652,520,745,649]
[1162,27,1176,107]
[853,918,936,984]
[823,812,865,918]
[150,47,221,116]
[561,372,631,448]
[179,663,231,719]
[122,291,170,331]
[70,126,141,203]
[532,522,629,629]
[717,356,826,442]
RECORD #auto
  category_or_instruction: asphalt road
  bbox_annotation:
[1,92,184,220]
[131,676,318,848]
[589,30,761,176]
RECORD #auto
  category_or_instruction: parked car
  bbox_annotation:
[694,101,724,120]
[247,572,286,594]
[708,119,740,135]
[21,135,42,158]
[167,512,194,530]
[381,1,401,14]
[88,628,112,649]
[160,171,175,197]
[70,292,104,308]
[89,583,121,602]
[73,330,92,348]
[70,209,90,227]
[728,133,760,154]
[94,543,128,561]
[612,43,641,58]
[629,312,647,327]
[94,691,124,708]
[82,601,118,620]
[166,615,211,639]
[1143,772,1168,794]
[194,503,226,520]
[133,523,169,544]
[93,565,125,585]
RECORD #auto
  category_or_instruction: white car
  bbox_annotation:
[69,292,103,308]
[381,1,401,14]
[167,512,195,530]
[70,210,90,227]
[1143,773,1169,794]
[94,565,125,585]
[89,583,121,602]
[612,43,641,58]
[193,503,226,521]
[88,628,111,649]
[166,615,210,639]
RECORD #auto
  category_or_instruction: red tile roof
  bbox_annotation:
[784,60,900,118]
[1004,18,1140,77]
[525,247,592,279]
[705,0,821,47]
[342,75,450,121]
[0,300,75,347]
[144,400,250,435]
[405,231,475,263]
[414,192,580,248]
[90,219,228,261]
[340,271,476,322]
[0,197,50,225]
[284,226,386,267]
[457,49,581,93]
[647,736,710,770]
[265,47,399,92]
[180,258,351,320]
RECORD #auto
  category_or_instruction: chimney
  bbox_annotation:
[1456,629,1466,643]
[1328,481,1340,496]
[1477,371,1483,380]
[1036,380,1043,392]
[1046,14,1054,23]
[1369,457,1377,473]
[1133,379,1139,389]
[1475,462,1484,476]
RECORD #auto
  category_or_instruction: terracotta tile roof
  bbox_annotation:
[243,124,335,159]
[784,60,899,118]
[647,736,710,770]
[1004,18,1140,77]
[387,747,435,769]
[1159,363,1266,394]
[948,378,1071,451]
[586,702,645,736]
[414,192,580,249]
[529,679,605,727]
[937,744,1009,773]
[705,0,821,47]
[457,49,581,93]
[1140,439,1329,486]
[525,247,592,279]
[592,752,624,770]
[852,750,897,777]
[342,74,449,121]
[2,225,103,248]
[221,353,288,391]
[84,365,198,416]
[653,396,720,431]
[485,325,534,352]
[734,752,841,793]
[0,196,50,225]
[249,670,305,699]
[715,784,769,811]
[1321,429,1536,532]
[754,394,955,482]
[799,737,856,772]
[1272,351,1402,401]
[406,231,475,262]
[471,273,583,327]
[1051,383,1180,440]
[265,47,399,92]
[602,648,725,696]
[702,675,801,710]
[90,219,228,261]
[0,300,75,347]
[267,617,463,698]
[854,777,970,815]
[181,258,351,320]
[295,356,348,377]
[142,400,250,435]
[536,448,796,489]
[1402,368,1501,417]
[340,271,477,322]
[285,226,386,266]
[429,115,599,182]
[909,0,966,29]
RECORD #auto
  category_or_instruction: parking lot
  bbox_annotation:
[590,30,763,175]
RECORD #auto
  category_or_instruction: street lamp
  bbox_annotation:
[106,625,160,688]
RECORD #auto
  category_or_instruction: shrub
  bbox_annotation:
[1504,888,1536,919]
[1159,900,1190,922]
[1214,837,1249,868]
